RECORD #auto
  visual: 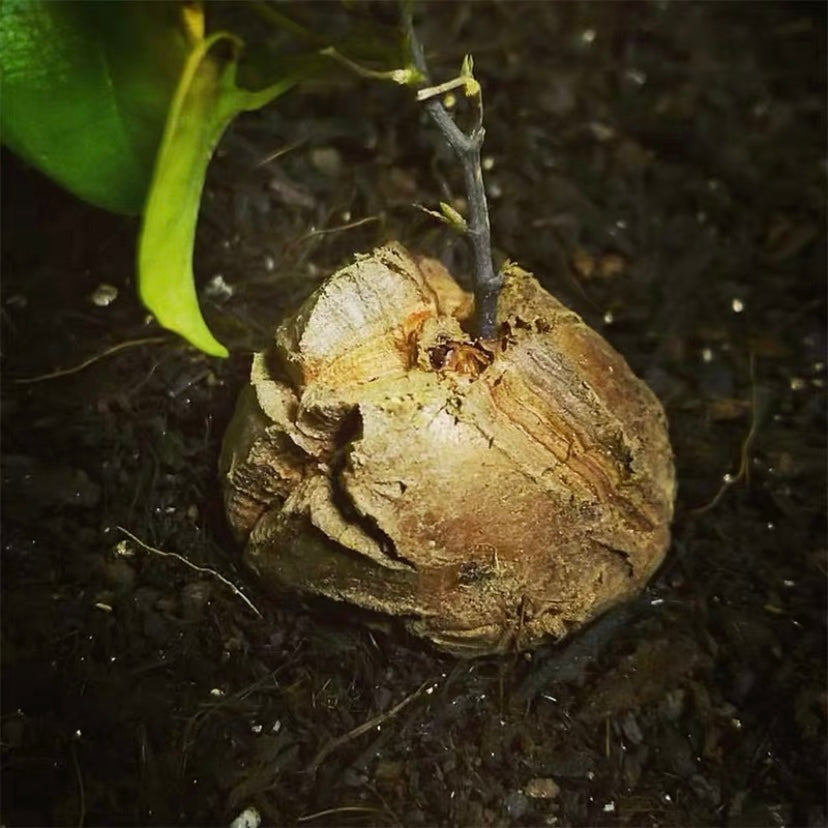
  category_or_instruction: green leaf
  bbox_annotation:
[138,32,298,357]
[0,1,193,214]
[439,201,468,233]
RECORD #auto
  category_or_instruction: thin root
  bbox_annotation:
[307,680,432,774]
[689,353,763,516]
[13,336,170,384]
[116,526,261,617]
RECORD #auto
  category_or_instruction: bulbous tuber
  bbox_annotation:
[219,243,675,656]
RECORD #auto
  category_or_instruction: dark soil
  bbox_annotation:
[2,3,825,826]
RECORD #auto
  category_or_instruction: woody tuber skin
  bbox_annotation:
[219,244,675,657]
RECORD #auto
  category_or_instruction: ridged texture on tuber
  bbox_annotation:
[220,243,675,656]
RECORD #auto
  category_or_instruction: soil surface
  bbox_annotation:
[2,3,825,826]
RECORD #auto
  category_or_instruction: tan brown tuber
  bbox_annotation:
[219,243,675,656]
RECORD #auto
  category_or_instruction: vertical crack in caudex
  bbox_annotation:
[327,406,416,571]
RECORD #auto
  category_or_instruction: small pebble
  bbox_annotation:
[310,147,342,177]
[90,283,118,307]
[230,806,261,828]
[524,777,560,799]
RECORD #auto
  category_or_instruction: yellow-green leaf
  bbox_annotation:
[138,32,297,357]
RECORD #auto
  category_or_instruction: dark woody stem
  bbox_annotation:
[402,9,501,339]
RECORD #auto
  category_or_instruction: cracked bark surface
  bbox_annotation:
[219,243,675,656]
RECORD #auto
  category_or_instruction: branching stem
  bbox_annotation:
[402,9,500,338]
